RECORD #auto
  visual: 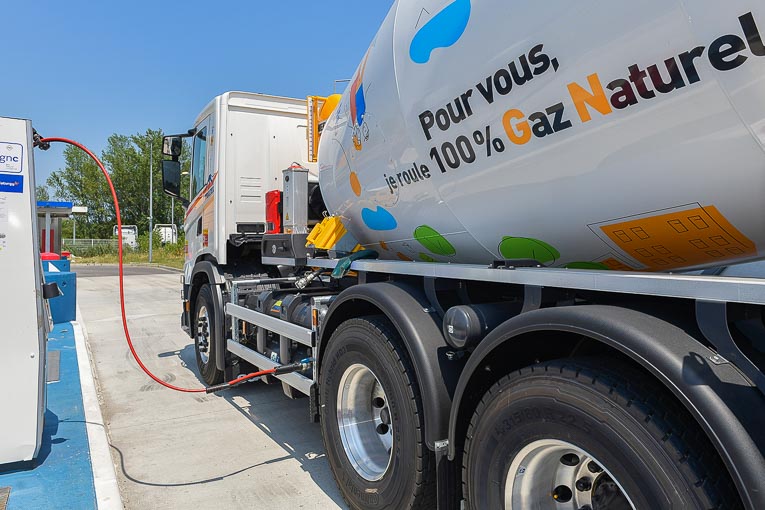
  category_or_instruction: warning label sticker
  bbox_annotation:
[591,204,756,270]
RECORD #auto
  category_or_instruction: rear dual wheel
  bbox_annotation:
[319,316,435,510]
[463,358,741,509]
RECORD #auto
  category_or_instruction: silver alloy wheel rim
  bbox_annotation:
[337,363,393,481]
[196,305,210,365]
[505,439,636,509]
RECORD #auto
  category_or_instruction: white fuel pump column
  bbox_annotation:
[0,117,48,465]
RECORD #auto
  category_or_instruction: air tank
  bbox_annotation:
[318,0,765,271]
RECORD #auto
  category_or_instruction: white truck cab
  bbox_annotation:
[163,92,317,279]
[161,91,325,344]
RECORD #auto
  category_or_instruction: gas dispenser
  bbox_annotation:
[0,117,50,465]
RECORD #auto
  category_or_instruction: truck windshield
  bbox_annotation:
[192,126,208,197]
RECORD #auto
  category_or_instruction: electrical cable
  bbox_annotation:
[37,137,288,393]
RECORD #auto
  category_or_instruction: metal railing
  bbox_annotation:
[62,239,119,250]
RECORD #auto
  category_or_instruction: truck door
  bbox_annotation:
[187,116,213,260]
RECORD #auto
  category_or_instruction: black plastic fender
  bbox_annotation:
[318,282,460,449]
[447,305,765,509]
[189,260,227,372]
[190,260,226,286]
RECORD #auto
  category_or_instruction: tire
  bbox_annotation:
[319,316,435,510]
[192,284,224,386]
[463,357,741,510]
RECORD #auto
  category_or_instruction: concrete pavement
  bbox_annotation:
[76,264,346,509]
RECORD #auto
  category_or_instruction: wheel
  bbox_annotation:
[463,357,741,510]
[319,316,435,510]
[193,284,224,385]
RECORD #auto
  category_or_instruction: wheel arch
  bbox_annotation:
[318,281,461,449]
[448,304,765,509]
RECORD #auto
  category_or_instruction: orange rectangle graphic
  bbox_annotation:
[600,206,756,270]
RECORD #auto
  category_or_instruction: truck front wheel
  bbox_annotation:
[463,357,740,509]
[193,284,224,386]
[319,316,435,510]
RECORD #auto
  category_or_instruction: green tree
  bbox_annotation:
[46,144,112,238]
[46,129,190,239]
[61,218,74,239]
[35,185,50,201]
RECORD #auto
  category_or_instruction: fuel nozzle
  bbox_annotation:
[205,358,315,394]
[32,129,50,150]
[295,268,324,289]
[274,357,314,375]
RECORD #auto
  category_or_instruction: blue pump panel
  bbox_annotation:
[44,271,77,324]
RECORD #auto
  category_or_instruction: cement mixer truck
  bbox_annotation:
[160,1,765,508]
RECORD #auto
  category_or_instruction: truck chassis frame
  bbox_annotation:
[207,253,765,509]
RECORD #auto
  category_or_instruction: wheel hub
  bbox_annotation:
[196,305,210,364]
[336,364,393,481]
[504,439,635,510]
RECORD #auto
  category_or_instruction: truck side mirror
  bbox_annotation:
[162,136,183,158]
[162,160,189,207]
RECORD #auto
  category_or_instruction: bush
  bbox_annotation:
[65,228,185,264]
[137,231,185,257]
[137,231,161,252]
[72,243,121,258]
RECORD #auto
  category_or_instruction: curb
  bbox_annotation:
[73,306,124,510]
[144,264,182,273]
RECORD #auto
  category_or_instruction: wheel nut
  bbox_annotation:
[575,477,592,492]
[560,453,580,466]
[587,461,603,473]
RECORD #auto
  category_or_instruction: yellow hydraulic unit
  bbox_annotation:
[306,216,362,255]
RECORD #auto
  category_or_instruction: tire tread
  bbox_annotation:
[321,315,436,510]
[463,357,741,509]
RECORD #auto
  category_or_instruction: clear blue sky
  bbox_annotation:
[5,0,394,188]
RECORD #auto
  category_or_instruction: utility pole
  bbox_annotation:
[149,139,154,263]
[171,197,174,225]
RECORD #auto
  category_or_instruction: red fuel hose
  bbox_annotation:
[39,137,276,393]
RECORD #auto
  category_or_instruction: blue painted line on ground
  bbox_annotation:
[0,322,97,510]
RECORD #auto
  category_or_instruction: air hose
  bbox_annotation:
[36,136,311,394]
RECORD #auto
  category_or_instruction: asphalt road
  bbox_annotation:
[76,264,346,509]
[74,264,182,278]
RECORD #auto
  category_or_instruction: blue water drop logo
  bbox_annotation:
[409,0,472,64]
[361,206,398,231]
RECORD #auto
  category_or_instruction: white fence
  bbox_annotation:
[62,239,119,251]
